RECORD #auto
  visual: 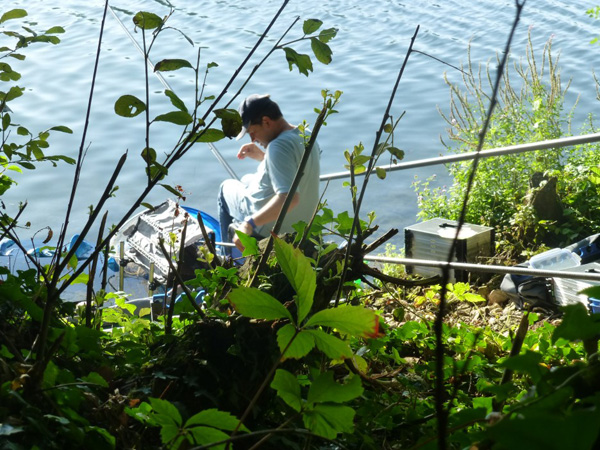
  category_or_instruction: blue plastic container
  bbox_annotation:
[589,297,600,314]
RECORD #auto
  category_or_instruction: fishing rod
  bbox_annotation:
[319,131,600,182]
[107,4,240,181]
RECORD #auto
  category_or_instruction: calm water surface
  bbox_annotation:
[2,0,597,247]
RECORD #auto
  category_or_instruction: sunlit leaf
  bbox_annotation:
[318,28,338,43]
[45,26,65,34]
[154,111,193,126]
[49,125,73,134]
[159,183,184,198]
[149,398,182,427]
[0,9,27,25]
[303,19,323,35]
[193,128,225,143]
[305,329,353,360]
[132,11,163,30]
[237,233,259,258]
[187,426,229,450]
[228,286,293,322]
[310,38,332,64]
[283,48,313,76]
[114,95,146,118]
[273,235,315,323]
[154,58,193,72]
[305,305,379,338]
[165,90,188,112]
[271,369,302,412]
[277,324,315,359]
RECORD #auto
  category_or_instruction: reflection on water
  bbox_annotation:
[3,0,597,247]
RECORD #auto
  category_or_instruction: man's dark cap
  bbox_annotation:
[236,94,274,140]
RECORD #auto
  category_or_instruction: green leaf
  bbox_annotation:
[228,286,293,322]
[283,48,313,76]
[114,95,147,118]
[154,58,194,72]
[187,426,230,450]
[149,398,182,427]
[185,409,249,432]
[303,19,323,34]
[307,371,363,405]
[45,26,65,35]
[303,404,355,439]
[165,90,188,112]
[388,146,405,159]
[552,303,600,344]
[141,147,157,164]
[132,11,163,30]
[160,424,180,446]
[0,423,23,436]
[159,183,184,198]
[305,329,353,360]
[193,128,225,143]
[271,369,302,412]
[214,108,242,138]
[500,351,546,384]
[273,235,315,323]
[318,28,338,43]
[277,324,315,359]
[375,167,387,180]
[49,125,73,134]
[81,371,109,388]
[310,38,332,65]
[305,305,379,338]
[0,9,27,25]
[154,111,193,126]
[234,230,259,257]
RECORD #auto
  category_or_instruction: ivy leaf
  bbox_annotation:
[187,427,229,450]
[185,409,249,432]
[307,371,363,405]
[271,369,302,412]
[154,111,193,126]
[277,324,315,359]
[234,230,259,257]
[114,95,147,118]
[154,58,193,72]
[305,329,353,360]
[273,235,315,323]
[228,286,293,322]
[283,48,313,76]
[303,19,323,35]
[132,11,163,30]
[0,9,27,25]
[149,398,182,427]
[305,306,379,338]
[310,38,332,64]
[303,404,355,439]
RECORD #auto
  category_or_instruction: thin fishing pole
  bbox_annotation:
[107,4,240,181]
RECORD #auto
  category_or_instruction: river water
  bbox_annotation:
[2,0,598,248]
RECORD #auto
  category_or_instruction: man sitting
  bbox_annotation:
[217,94,321,254]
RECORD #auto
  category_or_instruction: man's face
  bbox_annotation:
[246,117,271,147]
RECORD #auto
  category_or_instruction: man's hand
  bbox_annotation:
[237,143,265,161]
[232,221,254,252]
